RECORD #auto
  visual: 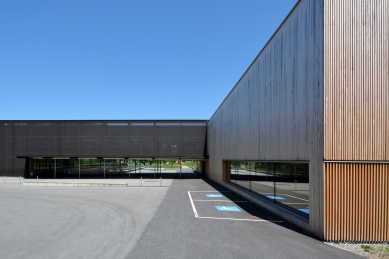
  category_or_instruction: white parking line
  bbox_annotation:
[252,193,309,202]
[187,191,198,217]
[242,192,309,202]
[188,191,283,223]
[283,194,309,202]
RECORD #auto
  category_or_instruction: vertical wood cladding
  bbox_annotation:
[324,0,389,160]
[324,162,389,242]
[208,0,324,162]
[207,0,324,237]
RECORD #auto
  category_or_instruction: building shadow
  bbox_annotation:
[201,178,318,241]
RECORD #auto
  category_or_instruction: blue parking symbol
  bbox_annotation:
[206,194,223,198]
[266,196,285,200]
[215,206,241,212]
[299,208,310,214]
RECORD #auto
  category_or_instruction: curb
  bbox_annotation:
[22,182,169,187]
[23,182,129,187]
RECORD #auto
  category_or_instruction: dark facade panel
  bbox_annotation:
[207,0,324,237]
[0,120,207,176]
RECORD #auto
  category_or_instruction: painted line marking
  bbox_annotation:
[241,191,309,202]
[283,194,309,202]
[192,200,248,202]
[188,191,283,223]
[206,193,223,198]
[190,191,231,193]
[215,206,241,212]
[299,208,310,214]
[188,191,198,218]
[259,193,309,202]
[198,216,283,222]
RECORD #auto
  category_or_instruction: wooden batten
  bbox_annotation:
[324,0,389,161]
[207,0,325,237]
[324,162,389,242]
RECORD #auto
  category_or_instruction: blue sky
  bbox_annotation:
[1,0,296,120]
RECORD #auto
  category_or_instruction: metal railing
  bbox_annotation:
[2,176,23,184]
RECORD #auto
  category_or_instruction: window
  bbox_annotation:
[229,161,309,218]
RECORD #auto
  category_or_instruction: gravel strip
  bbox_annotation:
[326,242,389,258]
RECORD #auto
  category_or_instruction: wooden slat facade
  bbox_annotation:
[207,0,325,237]
[324,162,389,242]
[208,0,388,241]
[324,0,389,160]
[323,0,389,242]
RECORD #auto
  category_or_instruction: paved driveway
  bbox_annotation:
[127,179,360,259]
[0,179,361,258]
[0,184,168,259]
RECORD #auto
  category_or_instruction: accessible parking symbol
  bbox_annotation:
[206,194,223,198]
[266,196,285,200]
[299,208,310,214]
[215,206,241,212]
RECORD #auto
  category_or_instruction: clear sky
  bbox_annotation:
[1,0,297,120]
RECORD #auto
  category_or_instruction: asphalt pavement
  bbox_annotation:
[0,184,168,259]
[126,179,361,259]
[0,178,362,259]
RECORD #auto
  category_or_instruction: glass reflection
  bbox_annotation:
[251,162,275,198]
[235,161,251,190]
[229,160,309,217]
[30,158,202,179]
[230,161,238,183]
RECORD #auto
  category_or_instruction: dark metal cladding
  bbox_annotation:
[0,120,208,176]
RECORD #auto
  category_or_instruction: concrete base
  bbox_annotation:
[21,179,173,187]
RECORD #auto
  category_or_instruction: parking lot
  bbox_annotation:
[0,179,361,259]
[188,191,283,222]
[0,183,168,259]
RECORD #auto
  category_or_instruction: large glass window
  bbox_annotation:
[235,161,251,190]
[251,162,275,198]
[229,161,309,218]
[79,159,104,177]
[30,159,54,178]
[29,158,202,179]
